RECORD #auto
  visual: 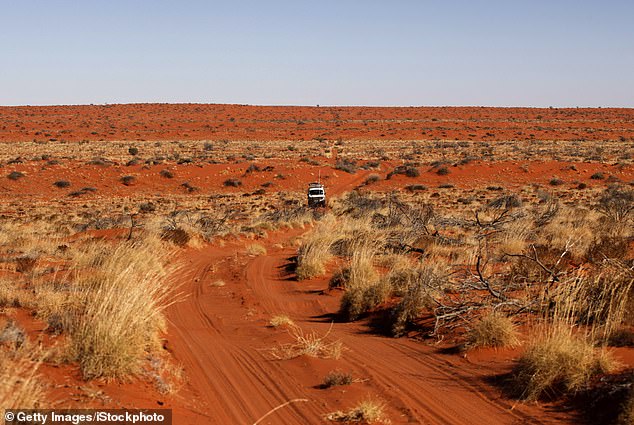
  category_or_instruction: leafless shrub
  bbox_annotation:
[597,185,634,223]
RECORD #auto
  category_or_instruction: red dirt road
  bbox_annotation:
[166,231,568,424]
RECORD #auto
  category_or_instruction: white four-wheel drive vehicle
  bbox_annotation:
[307,182,326,208]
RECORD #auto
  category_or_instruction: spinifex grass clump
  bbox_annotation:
[511,325,615,400]
[68,241,173,379]
[296,218,338,280]
[467,313,519,349]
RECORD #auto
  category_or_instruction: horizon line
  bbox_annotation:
[1,102,633,110]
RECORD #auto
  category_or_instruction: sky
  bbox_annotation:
[1,0,633,107]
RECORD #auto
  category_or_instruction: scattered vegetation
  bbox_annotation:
[466,313,519,349]
[7,171,24,180]
[120,175,136,186]
[269,315,295,328]
[322,370,354,388]
[511,326,615,401]
[326,398,388,423]
[53,180,71,188]
[246,243,267,256]
[271,324,343,360]
[224,178,242,187]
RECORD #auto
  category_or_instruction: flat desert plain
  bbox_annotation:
[1,104,633,424]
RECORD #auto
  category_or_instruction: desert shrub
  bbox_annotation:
[335,158,358,174]
[245,163,260,174]
[120,175,136,186]
[139,202,156,213]
[549,178,564,186]
[387,165,419,179]
[223,178,242,187]
[68,187,97,198]
[511,327,615,400]
[159,169,174,178]
[270,324,343,360]
[597,185,634,223]
[590,172,605,180]
[467,313,519,348]
[364,174,381,185]
[488,194,522,209]
[53,180,71,188]
[389,266,445,337]
[87,158,109,166]
[334,192,385,217]
[7,171,24,180]
[326,398,387,423]
[246,243,267,256]
[269,315,294,328]
[128,146,139,156]
[181,182,198,192]
[436,166,450,176]
[322,370,353,388]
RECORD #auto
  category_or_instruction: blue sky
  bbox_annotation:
[1,0,633,106]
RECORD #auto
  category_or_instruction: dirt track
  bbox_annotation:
[166,216,570,424]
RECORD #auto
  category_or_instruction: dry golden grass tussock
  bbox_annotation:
[548,265,634,341]
[344,240,380,287]
[389,264,448,337]
[268,314,295,328]
[296,217,338,280]
[322,370,354,388]
[494,218,533,256]
[68,241,176,379]
[326,398,389,423]
[0,346,47,409]
[0,221,67,255]
[466,312,520,349]
[246,243,267,256]
[270,323,343,360]
[0,279,36,310]
[538,207,596,258]
[511,324,617,401]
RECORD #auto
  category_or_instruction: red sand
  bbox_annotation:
[163,229,570,424]
[1,159,631,206]
[1,104,633,142]
[2,104,632,424]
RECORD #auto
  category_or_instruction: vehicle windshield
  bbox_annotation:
[309,189,324,195]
